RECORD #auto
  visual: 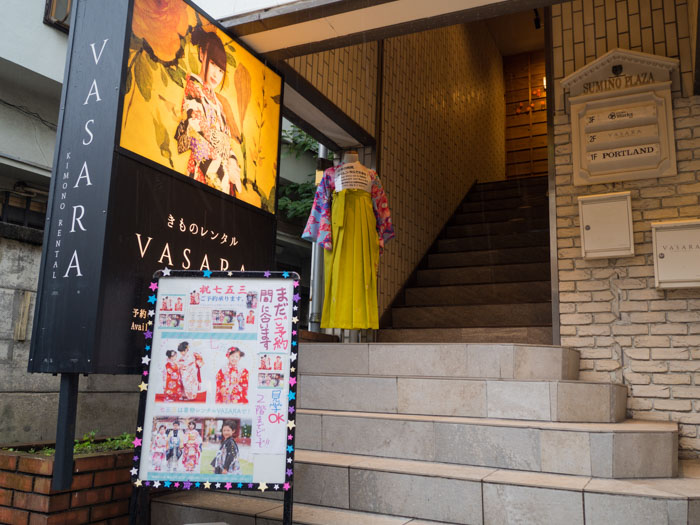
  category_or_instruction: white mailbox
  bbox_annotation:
[652,219,700,288]
[578,192,634,259]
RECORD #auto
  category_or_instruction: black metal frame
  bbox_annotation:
[43,0,71,33]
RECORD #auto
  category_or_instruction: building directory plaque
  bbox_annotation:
[562,49,679,186]
[132,270,299,492]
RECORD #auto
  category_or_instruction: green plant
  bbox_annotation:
[277,179,317,221]
[2,431,135,457]
[281,125,319,159]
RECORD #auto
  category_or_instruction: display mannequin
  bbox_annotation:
[302,150,394,329]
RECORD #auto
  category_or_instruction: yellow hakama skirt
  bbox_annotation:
[321,189,379,329]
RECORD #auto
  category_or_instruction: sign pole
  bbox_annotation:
[51,373,79,491]
[283,486,293,524]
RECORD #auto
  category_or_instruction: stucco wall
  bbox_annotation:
[0,237,139,444]
[553,0,700,457]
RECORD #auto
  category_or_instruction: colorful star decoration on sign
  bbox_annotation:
[132,269,299,494]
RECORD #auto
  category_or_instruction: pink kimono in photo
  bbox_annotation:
[151,431,168,471]
[178,351,203,400]
[181,429,202,472]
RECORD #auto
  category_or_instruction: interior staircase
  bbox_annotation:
[150,177,697,524]
[378,175,553,345]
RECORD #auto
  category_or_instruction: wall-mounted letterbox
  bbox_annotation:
[578,192,634,259]
[652,219,700,288]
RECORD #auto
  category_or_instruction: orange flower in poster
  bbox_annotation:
[132,0,188,62]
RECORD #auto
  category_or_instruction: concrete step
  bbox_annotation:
[297,409,679,479]
[299,343,579,381]
[460,194,548,213]
[444,217,550,238]
[426,246,550,268]
[151,454,700,525]
[451,204,548,225]
[298,375,626,422]
[436,231,550,252]
[151,491,416,525]
[376,326,554,345]
[391,303,552,328]
[416,262,550,286]
[405,282,552,306]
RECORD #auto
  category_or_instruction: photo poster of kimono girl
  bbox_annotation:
[119,0,282,214]
[134,271,298,491]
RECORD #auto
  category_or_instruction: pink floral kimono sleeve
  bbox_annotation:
[302,168,336,250]
[370,171,395,253]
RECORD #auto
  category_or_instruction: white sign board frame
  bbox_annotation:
[132,270,300,493]
[652,219,700,289]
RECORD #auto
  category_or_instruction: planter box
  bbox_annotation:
[0,448,132,525]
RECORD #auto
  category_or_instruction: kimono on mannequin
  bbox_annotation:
[216,365,249,404]
[181,428,202,472]
[150,430,168,471]
[302,156,394,329]
[176,74,242,196]
[178,351,204,400]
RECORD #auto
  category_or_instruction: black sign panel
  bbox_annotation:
[29,0,282,374]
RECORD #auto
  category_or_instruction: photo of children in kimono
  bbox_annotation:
[189,290,201,305]
[150,423,169,471]
[212,309,236,329]
[215,347,249,404]
[199,418,253,481]
[257,372,284,388]
[259,354,272,370]
[245,292,258,309]
[155,341,207,403]
[149,418,202,474]
[159,295,185,312]
[158,313,185,329]
[246,309,255,325]
[181,420,204,473]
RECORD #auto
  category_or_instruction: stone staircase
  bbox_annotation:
[378,176,553,345]
[151,342,699,524]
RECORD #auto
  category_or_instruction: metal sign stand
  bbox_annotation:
[283,487,293,524]
[51,373,79,491]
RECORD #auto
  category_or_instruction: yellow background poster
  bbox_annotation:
[120,0,282,213]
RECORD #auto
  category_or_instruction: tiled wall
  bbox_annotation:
[286,42,378,135]
[378,22,505,314]
[552,0,700,456]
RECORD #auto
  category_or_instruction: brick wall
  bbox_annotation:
[286,42,378,135]
[378,22,506,314]
[0,449,132,524]
[553,0,700,456]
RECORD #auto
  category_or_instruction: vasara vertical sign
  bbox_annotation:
[30,0,283,375]
[30,0,130,373]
